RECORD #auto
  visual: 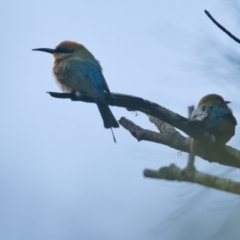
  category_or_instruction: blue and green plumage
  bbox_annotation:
[190,94,237,155]
[191,94,237,144]
[33,41,119,130]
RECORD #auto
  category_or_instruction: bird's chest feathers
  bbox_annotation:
[53,59,75,83]
[52,58,104,97]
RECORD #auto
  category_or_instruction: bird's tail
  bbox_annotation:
[96,102,119,129]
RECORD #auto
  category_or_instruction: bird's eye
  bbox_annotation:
[56,48,73,54]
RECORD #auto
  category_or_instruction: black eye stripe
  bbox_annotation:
[55,48,73,54]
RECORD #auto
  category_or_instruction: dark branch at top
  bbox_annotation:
[205,10,240,44]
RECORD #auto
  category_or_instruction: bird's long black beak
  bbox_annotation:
[225,101,231,104]
[32,48,55,54]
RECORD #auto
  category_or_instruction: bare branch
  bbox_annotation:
[48,92,240,168]
[147,115,177,134]
[205,10,240,44]
[119,117,240,169]
[144,164,240,195]
[48,91,215,144]
[119,117,188,152]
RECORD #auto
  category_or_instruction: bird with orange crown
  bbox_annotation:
[190,94,237,154]
[33,41,119,141]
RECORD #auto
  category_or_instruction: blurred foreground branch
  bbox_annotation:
[144,164,240,195]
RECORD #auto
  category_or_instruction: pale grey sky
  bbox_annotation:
[0,1,240,239]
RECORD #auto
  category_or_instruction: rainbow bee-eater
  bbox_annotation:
[33,41,119,140]
[190,94,237,154]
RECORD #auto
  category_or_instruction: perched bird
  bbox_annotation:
[189,94,237,158]
[191,94,237,145]
[33,41,119,140]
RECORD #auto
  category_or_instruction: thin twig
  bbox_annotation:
[205,10,240,44]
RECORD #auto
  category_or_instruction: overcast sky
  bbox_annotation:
[1,1,240,240]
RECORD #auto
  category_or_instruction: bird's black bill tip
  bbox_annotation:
[225,101,231,104]
[32,48,55,54]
